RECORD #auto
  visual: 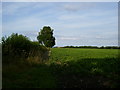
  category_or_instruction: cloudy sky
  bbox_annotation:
[2,2,118,46]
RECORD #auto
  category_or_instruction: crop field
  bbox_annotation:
[50,48,118,62]
[48,48,119,88]
[3,48,120,88]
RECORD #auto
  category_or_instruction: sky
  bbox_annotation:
[1,1,118,47]
[1,0,120,2]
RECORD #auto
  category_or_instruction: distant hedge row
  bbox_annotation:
[62,46,120,49]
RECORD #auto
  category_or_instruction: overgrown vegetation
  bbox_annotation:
[2,33,49,64]
[2,32,56,88]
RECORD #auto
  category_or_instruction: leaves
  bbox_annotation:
[37,26,55,48]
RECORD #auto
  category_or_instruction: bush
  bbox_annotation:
[2,33,49,63]
[2,33,31,57]
[28,41,49,63]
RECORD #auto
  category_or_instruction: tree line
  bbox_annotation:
[61,46,120,49]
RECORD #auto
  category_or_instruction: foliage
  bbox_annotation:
[2,33,31,57]
[28,41,49,63]
[37,26,55,48]
[2,33,49,63]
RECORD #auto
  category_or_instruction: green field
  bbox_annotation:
[3,48,120,88]
[50,48,118,62]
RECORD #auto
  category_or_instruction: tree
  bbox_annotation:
[37,26,55,48]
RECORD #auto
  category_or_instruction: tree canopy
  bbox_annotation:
[37,26,55,48]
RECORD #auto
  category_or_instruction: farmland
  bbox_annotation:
[3,48,120,88]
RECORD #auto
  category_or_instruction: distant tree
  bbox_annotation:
[37,26,55,48]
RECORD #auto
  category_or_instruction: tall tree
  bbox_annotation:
[37,26,55,48]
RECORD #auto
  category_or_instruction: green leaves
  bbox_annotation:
[2,33,31,56]
[2,33,49,63]
[37,26,55,48]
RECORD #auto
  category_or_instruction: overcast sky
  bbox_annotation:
[2,2,118,46]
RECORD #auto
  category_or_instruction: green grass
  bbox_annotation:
[3,63,56,88]
[49,48,119,88]
[50,48,118,61]
[3,48,120,88]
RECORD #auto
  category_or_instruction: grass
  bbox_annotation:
[2,48,120,88]
[3,63,56,88]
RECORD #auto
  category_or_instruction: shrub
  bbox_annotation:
[2,33,31,57]
[2,33,49,63]
[28,41,49,63]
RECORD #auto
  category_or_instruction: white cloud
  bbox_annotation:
[55,18,117,30]
[58,36,80,40]
[57,36,118,46]
[61,3,96,12]
[58,8,117,20]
